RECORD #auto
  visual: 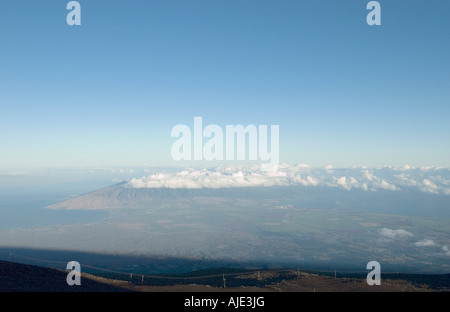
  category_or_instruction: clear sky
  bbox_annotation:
[0,0,449,170]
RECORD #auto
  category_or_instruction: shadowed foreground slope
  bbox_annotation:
[2,260,449,292]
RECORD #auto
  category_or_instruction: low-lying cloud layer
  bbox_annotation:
[126,164,450,195]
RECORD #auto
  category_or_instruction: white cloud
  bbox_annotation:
[395,173,418,187]
[395,164,413,171]
[442,245,450,256]
[335,176,350,190]
[374,179,398,191]
[379,228,414,239]
[328,170,399,192]
[360,182,369,191]
[361,170,375,181]
[414,239,439,247]
[421,179,439,194]
[331,176,361,190]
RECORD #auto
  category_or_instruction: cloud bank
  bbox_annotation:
[125,164,450,194]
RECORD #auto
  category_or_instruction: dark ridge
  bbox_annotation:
[0,260,133,292]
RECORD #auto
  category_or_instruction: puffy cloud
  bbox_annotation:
[394,164,414,171]
[374,179,398,191]
[414,239,439,247]
[361,170,375,181]
[379,228,414,239]
[395,173,418,187]
[327,170,399,192]
[305,175,320,186]
[335,176,350,190]
[401,164,412,171]
[331,176,360,190]
[442,245,450,256]
[360,182,369,191]
[421,179,439,194]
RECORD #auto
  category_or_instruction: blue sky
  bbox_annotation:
[0,0,449,170]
